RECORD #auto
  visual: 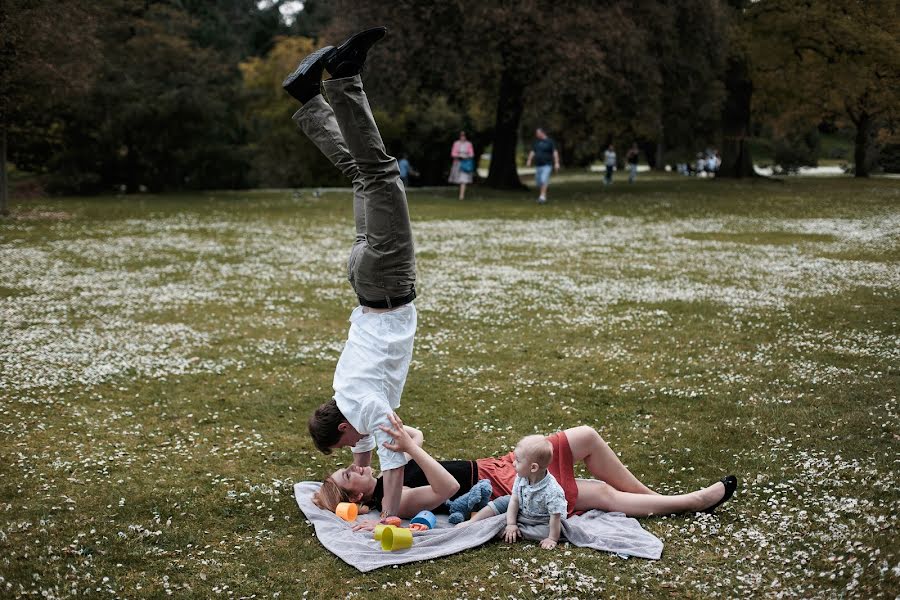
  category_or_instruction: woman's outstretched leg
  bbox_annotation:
[564,426,658,495]
[573,479,727,517]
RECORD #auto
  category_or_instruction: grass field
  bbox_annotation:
[1,175,898,598]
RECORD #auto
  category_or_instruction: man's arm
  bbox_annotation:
[526,150,534,167]
[553,149,560,172]
[379,465,404,518]
[404,425,424,448]
[352,450,371,468]
[378,415,458,518]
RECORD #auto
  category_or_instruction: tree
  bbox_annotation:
[750,0,900,177]
[327,0,619,189]
[717,0,757,178]
[524,0,727,170]
[5,0,289,196]
[46,2,252,193]
[0,0,102,213]
[321,2,485,186]
[646,0,727,169]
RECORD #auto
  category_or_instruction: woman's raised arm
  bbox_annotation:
[380,414,460,516]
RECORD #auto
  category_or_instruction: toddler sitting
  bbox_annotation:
[459,435,567,549]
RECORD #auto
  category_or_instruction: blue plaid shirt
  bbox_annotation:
[512,472,568,519]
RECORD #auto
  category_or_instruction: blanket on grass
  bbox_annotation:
[294,481,663,572]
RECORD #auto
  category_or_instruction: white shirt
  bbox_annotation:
[604,150,617,167]
[333,303,417,471]
[512,472,569,520]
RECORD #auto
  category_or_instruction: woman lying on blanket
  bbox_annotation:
[313,414,737,531]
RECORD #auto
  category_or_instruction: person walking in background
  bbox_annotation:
[525,128,560,204]
[448,131,475,200]
[603,144,617,185]
[626,143,640,184]
[398,154,418,187]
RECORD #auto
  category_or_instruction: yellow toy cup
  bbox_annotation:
[373,524,393,541]
[335,502,358,522]
[381,526,413,551]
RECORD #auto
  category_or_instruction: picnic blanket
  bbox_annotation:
[294,481,663,572]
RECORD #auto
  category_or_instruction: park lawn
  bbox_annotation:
[1,176,898,599]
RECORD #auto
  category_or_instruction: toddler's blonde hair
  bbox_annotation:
[516,435,553,470]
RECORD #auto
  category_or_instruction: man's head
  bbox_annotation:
[308,399,364,453]
[513,434,553,477]
[535,128,547,140]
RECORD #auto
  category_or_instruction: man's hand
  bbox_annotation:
[540,537,558,549]
[503,524,520,543]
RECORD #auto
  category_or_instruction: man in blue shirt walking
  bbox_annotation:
[525,128,560,204]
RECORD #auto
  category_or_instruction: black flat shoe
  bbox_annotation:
[702,475,737,514]
[282,45,335,102]
[324,26,387,78]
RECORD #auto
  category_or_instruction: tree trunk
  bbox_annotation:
[654,119,664,170]
[718,55,756,178]
[0,127,8,216]
[486,65,526,189]
[853,111,871,178]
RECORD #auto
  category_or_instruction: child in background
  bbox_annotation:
[459,434,568,549]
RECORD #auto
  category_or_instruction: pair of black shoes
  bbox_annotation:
[282,26,387,103]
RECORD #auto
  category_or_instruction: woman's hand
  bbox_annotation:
[503,524,520,543]
[378,413,415,453]
[352,520,378,532]
[540,538,558,550]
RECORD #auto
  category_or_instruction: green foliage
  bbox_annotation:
[239,36,344,188]
[749,0,900,177]
[56,3,253,192]
[5,0,292,194]
[772,127,820,172]
[375,97,467,184]
[878,144,900,173]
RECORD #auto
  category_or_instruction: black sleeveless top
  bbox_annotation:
[370,460,478,512]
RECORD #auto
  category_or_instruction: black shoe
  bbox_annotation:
[324,26,387,79]
[702,475,737,514]
[282,45,335,103]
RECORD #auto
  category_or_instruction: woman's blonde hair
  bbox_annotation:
[312,478,372,514]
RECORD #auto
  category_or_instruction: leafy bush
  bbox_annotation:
[877,143,900,173]
[773,128,819,172]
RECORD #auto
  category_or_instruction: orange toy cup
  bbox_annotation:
[335,502,358,522]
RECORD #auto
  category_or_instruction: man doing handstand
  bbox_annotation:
[286,27,417,521]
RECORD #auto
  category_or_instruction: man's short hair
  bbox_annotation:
[308,399,346,454]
